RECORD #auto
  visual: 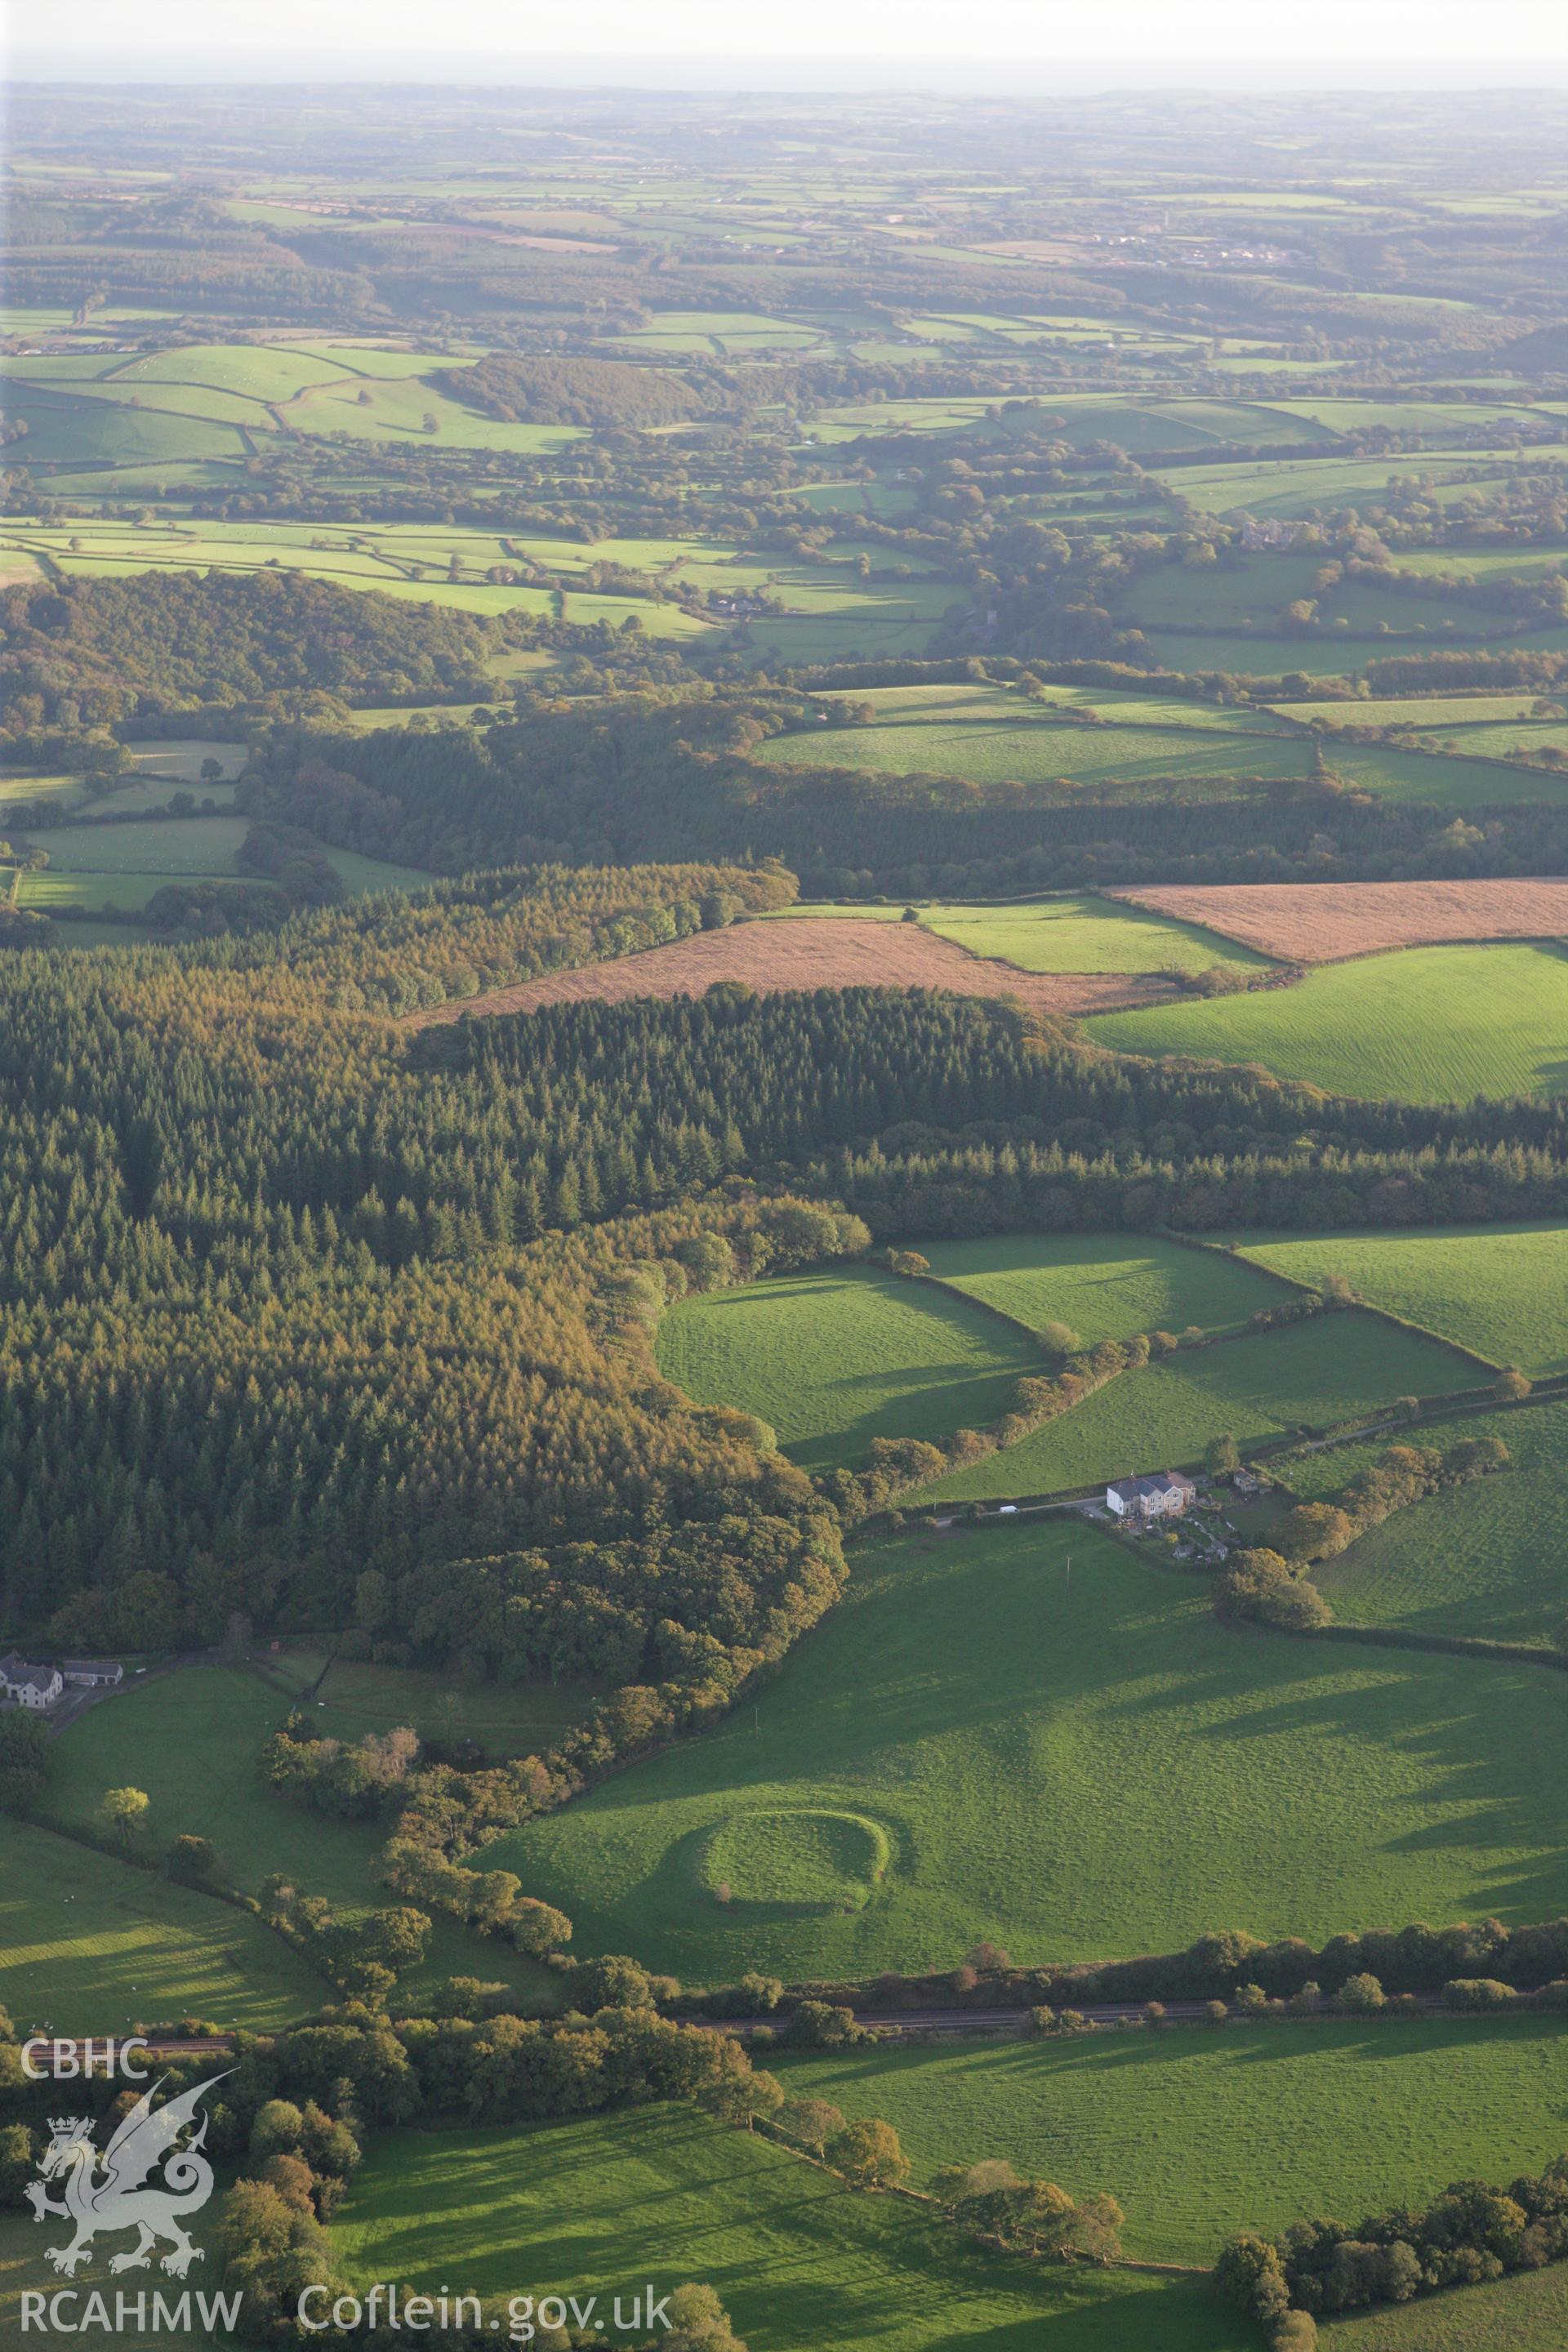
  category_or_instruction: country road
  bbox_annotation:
[32,1987,1454,2074]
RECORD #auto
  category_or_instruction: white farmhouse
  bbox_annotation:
[0,1651,120,1708]
[1106,1471,1196,1524]
[0,1650,65,1708]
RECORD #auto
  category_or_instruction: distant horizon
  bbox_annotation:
[9,38,1568,91]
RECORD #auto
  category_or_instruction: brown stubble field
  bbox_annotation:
[1109,877,1568,962]
[404,915,1178,1026]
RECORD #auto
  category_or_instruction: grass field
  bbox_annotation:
[2,341,582,474]
[12,816,430,915]
[40,1664,576,2004]
[1327,742,1568,807]
[918,1232,1286,1343]
[919,895,1272,973]
[0,2210,224,2350]
[1325,2263,1568,2351]
[332,2108,1247,2352]
[772,892,1276,973]
[261,1647,600,1753]
[0,514,953,657]
[1224,1224,1568,1372]
[653,1265,1040,1472]
[755,709,1312,789]
[1312,1399,1568,1646]
[0,1812,322,2035]
[1270,693,1553,728]
[1086,946,1568,1102]
[698,1808,889,1911]
[919,1310,1477,1501]
[1437,721,1568,762]
[26,817,257,875]
[482,1520,1568,1986]
[0,772,82,816]
[783,2013,1568,2265]
[1157,448,1568,523]
[1125,551,1325,626]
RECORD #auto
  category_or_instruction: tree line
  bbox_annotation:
[1219,2154,1568,2344]
[252,688,1568,901]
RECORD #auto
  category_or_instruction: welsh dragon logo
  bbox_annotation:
[25,2073,229,2278]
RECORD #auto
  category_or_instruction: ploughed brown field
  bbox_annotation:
[1109,877,1568,964]
[405,916,1176,1027]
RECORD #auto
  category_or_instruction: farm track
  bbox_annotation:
[1111,876,1568,963]
[403,917,1179,1027]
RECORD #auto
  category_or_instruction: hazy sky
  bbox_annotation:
[10,0,1568,81]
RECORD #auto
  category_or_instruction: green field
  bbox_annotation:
[918,1232,1286,1343]
[11,815,431,915]
[1271,694,1553,728]
[0,1812,322,2035]
[26,817,257,875]
[776,890,1274,973]
[0,514,958,654]
[920,1309,1477,1501]
[332,2108,1245,2352]
[1325,2263,1568,2351]
[1326,742,1568,806]
[1125,551,1325,626]
[1313,1399,1568,1646]
[1437,720,1568,762]
[1157,448,1568,523]
[1086,946,1568,1102]
[755,706,1312,790]
[784,2013,1568,2265]
[698,1808,889,1911]
[919,894,1271,973]
[1225,1224,1568,1372]
[0,2211,222,2350]
[1,341,583,477]
[653,1265,1040,1472]
[1135,626,1568,682]
[262,1647,600,1753]
[0,771,87,815]
[481,1520,1568,1986]
[40,1664,576,2004]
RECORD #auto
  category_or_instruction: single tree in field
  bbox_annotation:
[167,1833,222,1887]
[1336,1971,1386,2014]
[825,2118,909,2189]
[1274,1502,1355,1565]
[98,1786,150,1847]
[1205,1432,1240,1474]
[1036,1321,1080,1358]
[697,2040,782,2132]
[777,2096,845,2156]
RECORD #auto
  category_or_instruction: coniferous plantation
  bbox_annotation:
[3,69,1568,2352]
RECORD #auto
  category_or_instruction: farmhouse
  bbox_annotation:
[1106,1471,1196,1523]
[0,1651,122,1708]
[0,1650,64,1709]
